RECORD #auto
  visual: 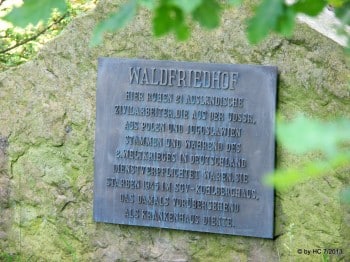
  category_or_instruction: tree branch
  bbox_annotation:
[0,13,68,54]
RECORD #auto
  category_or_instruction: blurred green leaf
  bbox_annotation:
[328,0,347,7]
[277,116,350,155]
[335,2,350,26]
[247,0,284,44]
[169,0,203,13]
[152,3,190,40]
[192,0,221,29]
[292,0,327,17]
[175,23,190,40]
[153,4,184,36]
[265,152,350,190]
[228,0,244,6]
[90,0,138,46]
[4,0,67,27]
[268,115,350,191]
[139,0,157,9]
[276,6,296,37]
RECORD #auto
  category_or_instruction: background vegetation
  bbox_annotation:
[0,0,96,71]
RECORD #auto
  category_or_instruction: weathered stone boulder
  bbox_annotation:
[0,0,349,261]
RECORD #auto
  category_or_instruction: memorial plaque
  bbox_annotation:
[94,58,277,238]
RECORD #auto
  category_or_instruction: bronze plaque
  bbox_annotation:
[94,58,277,238]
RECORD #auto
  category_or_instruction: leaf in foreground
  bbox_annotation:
[4,0,67,27]
[153,4,183,36]
[292,0,327,17]
[228,0,244,6]
[192,0,221,29]
[277,116,350,156]
[335,2,350,26]
[153,3,189,40]
[247,0,284,44]
[275,6,296,37]
[264,153,350,190]
[90,0,138,46]
[169,0,203,14]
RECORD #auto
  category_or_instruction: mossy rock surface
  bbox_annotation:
[0,0,349,261]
